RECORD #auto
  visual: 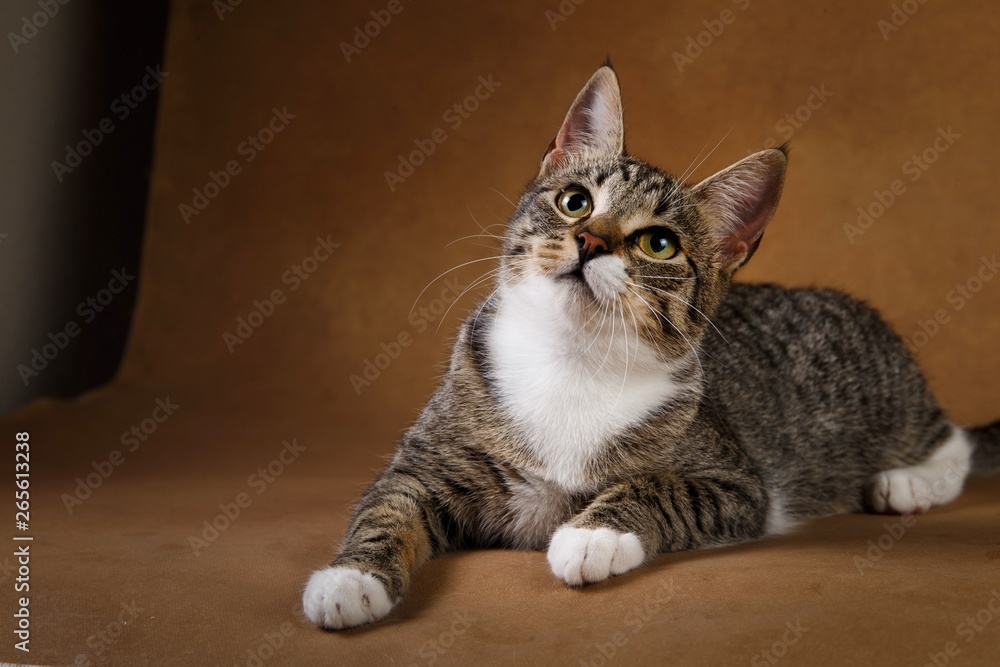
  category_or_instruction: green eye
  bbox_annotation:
[637,229,679,259]
[556,187,592,218]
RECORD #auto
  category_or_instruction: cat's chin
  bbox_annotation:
[556,267,590,293]
[553,272,605,316]
[552,255,627,306]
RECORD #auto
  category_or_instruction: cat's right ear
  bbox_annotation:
[540,65,625,175]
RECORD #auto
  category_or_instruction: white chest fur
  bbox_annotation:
[488,275,683,492]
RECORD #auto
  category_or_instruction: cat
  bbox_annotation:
[303,62,1000,630]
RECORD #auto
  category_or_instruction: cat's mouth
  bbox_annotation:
[555,256,627,304]
[557,264,590,293]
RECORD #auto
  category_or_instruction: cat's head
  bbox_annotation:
[498,64,786,362]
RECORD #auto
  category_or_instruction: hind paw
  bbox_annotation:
[867,470,934,514]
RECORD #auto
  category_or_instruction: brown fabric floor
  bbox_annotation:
[3,1,1000,665]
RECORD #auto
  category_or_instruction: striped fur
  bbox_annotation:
[303,64,1000,630]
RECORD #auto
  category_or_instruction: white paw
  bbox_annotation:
[302,566,394,629]
[547,526,645,586]
[867,470,934,514]
[867,429,974,515]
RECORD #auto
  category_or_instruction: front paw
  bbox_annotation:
[303,566,395,629]
[547,526,645,586]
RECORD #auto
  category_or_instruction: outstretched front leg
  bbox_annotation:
[303,469,445,629]
[547,469,768,585]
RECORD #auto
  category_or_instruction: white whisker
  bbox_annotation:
[677,126,735,187]
[434,266,505,335]
[626,280,729,344]
[490,187,519,209]
[633,274,696,281]
[446,233,505,247]
[469,268,531,344]
[636,291,703,374]
[587,297,618,383]
[409,254,526,317]
[612,301,633,409]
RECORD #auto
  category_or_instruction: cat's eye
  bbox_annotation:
[637,228,679,260]
[556,187,592,218]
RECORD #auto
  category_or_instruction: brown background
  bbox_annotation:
[3,1,1000,665]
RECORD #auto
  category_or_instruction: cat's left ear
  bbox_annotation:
[693,147,787,270]
[540,65,625,174]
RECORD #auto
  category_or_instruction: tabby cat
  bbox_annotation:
[304,63,1000,629]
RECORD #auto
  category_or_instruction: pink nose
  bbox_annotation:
[577,231,609,258]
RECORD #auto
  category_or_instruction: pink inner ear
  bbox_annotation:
[542,67,623,169]
[542,136,559,162]
[544,89,605,167]
[735,233,764,267]
[557,90,601,148]
[720,188,773,261]
[702,149,786,268]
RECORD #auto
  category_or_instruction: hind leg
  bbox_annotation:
[866,426,973,514]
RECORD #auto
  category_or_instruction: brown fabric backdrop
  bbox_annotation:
[3,1,1000,665]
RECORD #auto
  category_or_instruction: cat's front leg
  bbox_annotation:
[547,472,767,586]
[303,470,444,629]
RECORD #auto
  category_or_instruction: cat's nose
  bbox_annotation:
[577,230,610,266]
